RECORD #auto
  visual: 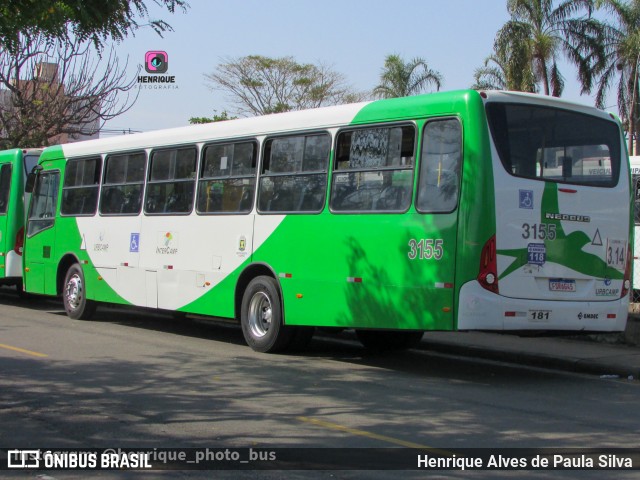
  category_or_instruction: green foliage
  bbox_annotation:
[492,0,604,97]
[593,0,640,153]
[205,55,366,117]
[373,54,442,99]
[188,110,238,124]
[0,0,188,52]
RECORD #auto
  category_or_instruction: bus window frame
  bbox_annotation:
[485,102,621,188]
[257,130,332,215]
[0,162,13,216]
[196,138,259,216]
[329,121,417,214]
[60,156,102,217]
[26,169,60,238]
[415,116,463,215]
[99,150,147,217]
[144,144,198,216]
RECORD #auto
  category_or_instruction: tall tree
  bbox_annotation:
[0,0,188,53]
[205,55,365,117]
[373,54,442,99]
[0,34,138,149]
[593,0,640,154]
[494,0,604,97]
[472,47,538,92]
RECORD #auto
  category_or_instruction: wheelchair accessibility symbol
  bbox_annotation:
[519,190,534,209]
[130,233,140,252]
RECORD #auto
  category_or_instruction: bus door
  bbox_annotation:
[24,170,59,295]
[412,118,463,330]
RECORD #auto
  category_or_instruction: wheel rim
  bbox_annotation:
[248,291,272,338]
[65,273,83,311]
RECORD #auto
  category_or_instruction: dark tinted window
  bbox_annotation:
[0,163,11,215]
[486,103,621,187]
[258,134,330,213]
[100,152,146,215]
[27,171,59,236]
[197,141,257,214]
[61,157,101,216]
[145,147,197,215]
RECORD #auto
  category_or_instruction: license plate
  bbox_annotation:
[549,278,576,292]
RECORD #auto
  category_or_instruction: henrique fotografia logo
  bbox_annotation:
[138,50,178,90]
[145,51,168,73]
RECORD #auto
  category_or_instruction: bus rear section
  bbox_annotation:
[458,94,630,332]
[630,156,640,301]
[0,148,40,289]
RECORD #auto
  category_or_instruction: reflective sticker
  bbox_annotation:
[519,189,533,209]
[130,233,140,253]
[527,243,546,266]
[606,239,626,270]
[591,229,603,246]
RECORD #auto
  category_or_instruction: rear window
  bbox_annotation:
[486,103,621,187]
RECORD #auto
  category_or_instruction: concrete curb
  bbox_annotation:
[419,336,640,378]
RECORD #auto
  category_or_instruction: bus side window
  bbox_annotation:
[0,163,12,214]
[100,152,146,216]
[145,146,197,215]
[197,141,257,214]
[61,157,101,216]
[330,125,415,212]
[416,119,462,213]
[27,171,59,236]
[258,133,330,214]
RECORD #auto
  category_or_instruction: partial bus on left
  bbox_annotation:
[0,148,41,292]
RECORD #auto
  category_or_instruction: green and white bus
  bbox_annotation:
[23,90,632,352]
[0,148,41,291]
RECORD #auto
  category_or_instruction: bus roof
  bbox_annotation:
[40,89,616,160]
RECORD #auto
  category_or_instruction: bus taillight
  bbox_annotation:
[14,227,24,255]
[621,247,632,298]
[478,235,498,294]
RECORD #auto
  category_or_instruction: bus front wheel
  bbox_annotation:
[240,276,293,353]
[63,264,96,320]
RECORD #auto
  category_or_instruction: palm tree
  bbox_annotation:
[373,54,442,99]
[472,48,538,92]
[494,0,605,97]
[593,0,640,154]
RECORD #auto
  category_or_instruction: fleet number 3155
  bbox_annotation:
[408,239,444,260]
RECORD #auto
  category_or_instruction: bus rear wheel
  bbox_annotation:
[63,264,96,320]
[356,330,424,352]
[241,275,293,353]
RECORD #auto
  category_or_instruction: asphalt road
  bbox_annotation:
[0,287,638,480]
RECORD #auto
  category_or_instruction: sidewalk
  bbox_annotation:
[418,315,640,378]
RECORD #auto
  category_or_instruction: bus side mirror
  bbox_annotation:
[25,165,42,193]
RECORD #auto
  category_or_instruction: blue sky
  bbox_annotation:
[103,0,614,135]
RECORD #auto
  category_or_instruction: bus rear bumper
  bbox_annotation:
[457,281,628,332]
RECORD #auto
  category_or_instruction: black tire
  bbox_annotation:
[62,264,96,320]
[240,276,293,353]
[356,330,424,352]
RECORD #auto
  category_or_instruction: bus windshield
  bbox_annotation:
[485,103,621,187]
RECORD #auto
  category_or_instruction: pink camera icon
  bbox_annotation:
[145,51,168,73]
